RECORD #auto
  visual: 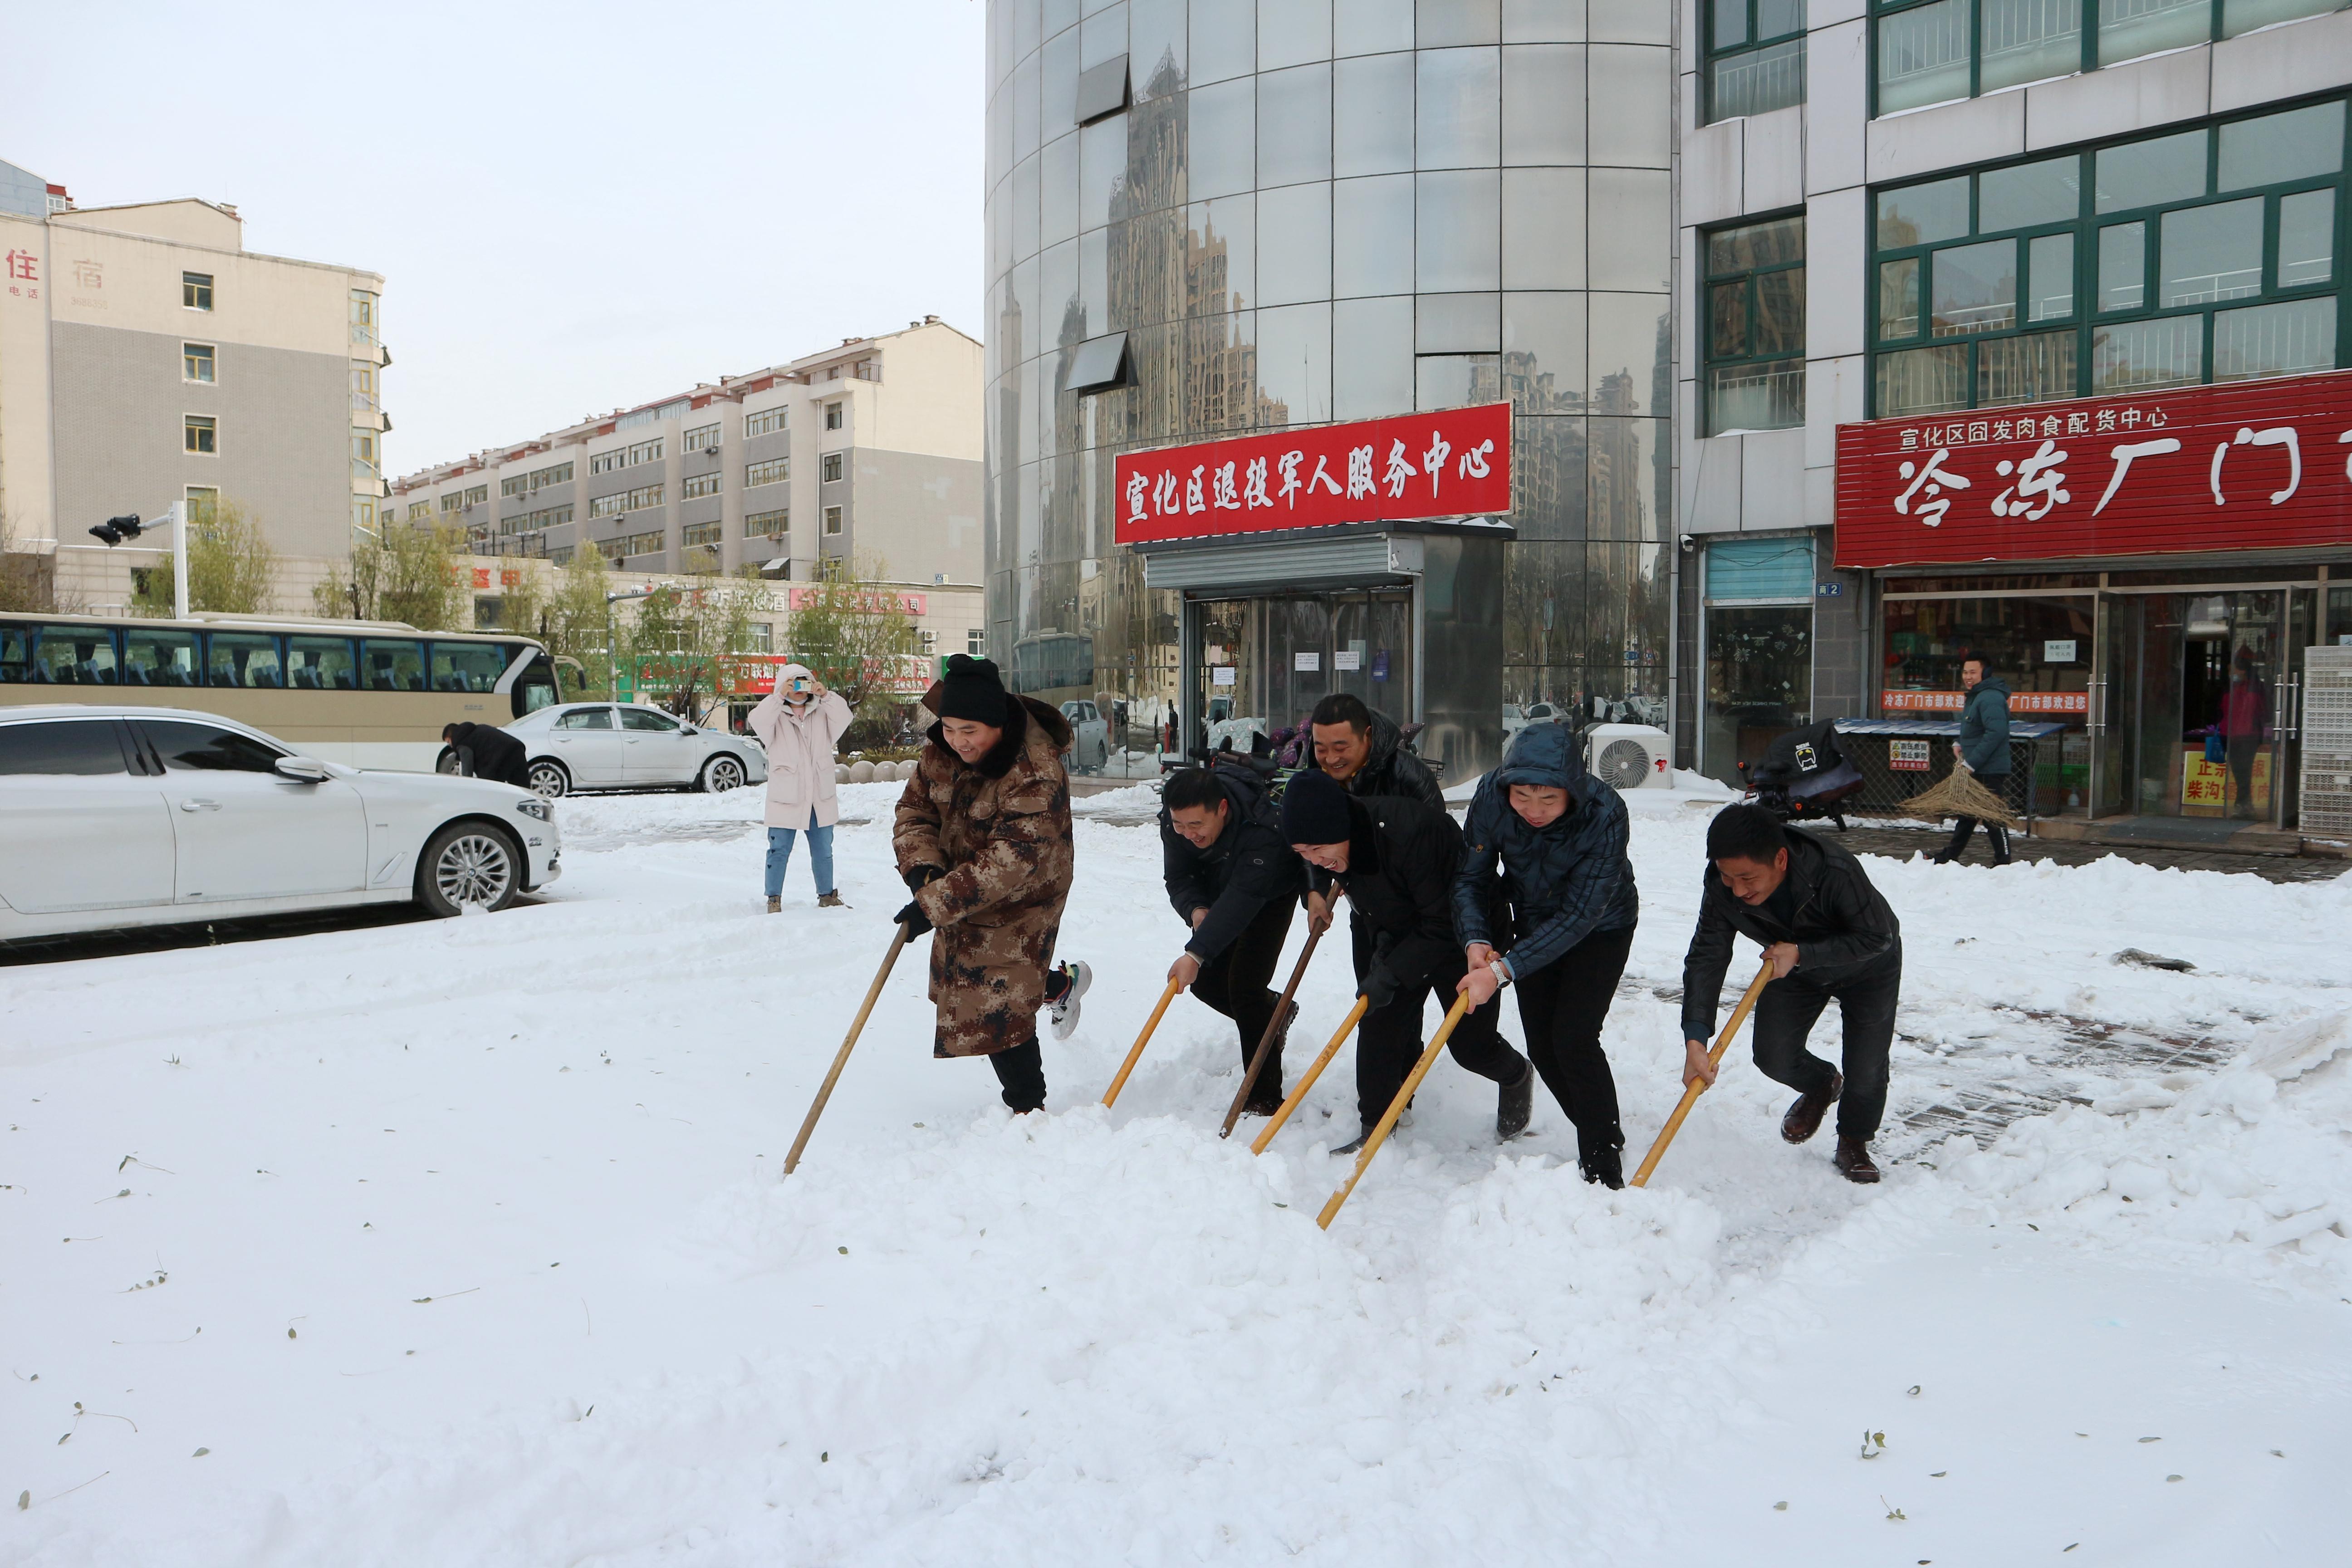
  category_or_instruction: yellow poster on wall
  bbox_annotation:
[2180,749,2272,816]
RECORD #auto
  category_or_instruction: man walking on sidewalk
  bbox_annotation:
[1680,804,1902,1184]
[1452,723,1638,1188]
[1160,761,1308,1114]
[892,655,1088,1114]
[1281,768,1532,1155]
[1934,653,2013,866]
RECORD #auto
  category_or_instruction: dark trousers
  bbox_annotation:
[1191,896,1295,1082]
[1748,944,1902,1141]
[1352,923,1528,1128]
[1510,924,1634,1151]
[990,1038,1046,1112]
[1944,810,2010,861]
[2226,734,2260,813]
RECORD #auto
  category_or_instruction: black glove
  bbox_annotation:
[903,864,944,893]
[894,899,933,936]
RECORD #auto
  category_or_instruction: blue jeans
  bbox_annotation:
[766,809,835,898]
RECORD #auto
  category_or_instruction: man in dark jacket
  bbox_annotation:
[1282,768,1532,1154]
[1305,694,1442,809]
[1935,654,2012,865]
[1681,803,1901,1184]
[443,721,532,789]
[1161,761,1307,1112]
[1452,723,1638,1187]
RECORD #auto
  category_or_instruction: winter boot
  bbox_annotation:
[1833,1135,1882,1184]
[766,896,782,914]
[990,1039,1048,1115]
[1331,1126,1375,1156]
[1044,960,1092,1041]
[817,890,847,908]
[1780,1070,1843,1145]
[1497,1058,1534,1140]
[1578,1136,1626,1191]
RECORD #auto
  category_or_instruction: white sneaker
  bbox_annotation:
[1047,959,1091,1041]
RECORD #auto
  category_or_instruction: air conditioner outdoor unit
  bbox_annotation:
[1586,723,1672,790]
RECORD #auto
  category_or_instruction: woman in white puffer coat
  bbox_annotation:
[746,663,853,911]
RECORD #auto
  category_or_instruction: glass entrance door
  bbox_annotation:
[2128,591,2288,822]
[1192,590,1416,758]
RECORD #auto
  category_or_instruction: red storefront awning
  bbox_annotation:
[1833,369,2352,569]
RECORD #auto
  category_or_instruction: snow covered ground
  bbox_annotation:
[5,780,2349,1566]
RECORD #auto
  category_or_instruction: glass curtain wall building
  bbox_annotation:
[984,0,1677,775]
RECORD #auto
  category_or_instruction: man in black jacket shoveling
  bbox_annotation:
[1452,722,1638,1188]
[1680,803,1901,1183]
[443,721,532,789]
[1160,762,1309,1113]
[1282,768,1533,1155]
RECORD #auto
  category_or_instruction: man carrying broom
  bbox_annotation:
[1160,761,1308,1115]
[892,655,1088,1114]
[1680,804,1901,1184]
[1281,769,1533,1154]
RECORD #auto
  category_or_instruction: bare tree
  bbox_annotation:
[313,520,468,629]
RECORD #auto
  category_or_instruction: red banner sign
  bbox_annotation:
[1833,370,2352,568]
[1882,689,2090,715]
[1112,403,1513,544]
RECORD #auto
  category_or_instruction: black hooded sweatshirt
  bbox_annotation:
[447,722,530,789]
[1160,764,1305,960]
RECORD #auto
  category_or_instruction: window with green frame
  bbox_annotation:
[1706,215,1807,433]
[1875,0,2347,118]
[1870,98,2347,417]
[1707,0,1807,123]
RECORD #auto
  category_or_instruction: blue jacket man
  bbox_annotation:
[1451,722,1640,1186]
[1936,655,2013,865]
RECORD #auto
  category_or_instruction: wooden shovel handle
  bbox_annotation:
[1316,991,1476,1229]
[1250,995,1370,1155]
[1101,978,1185,1108]
[1627,960,1772,1190]
[783,924,911,1176]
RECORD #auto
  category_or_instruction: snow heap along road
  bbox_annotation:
[4,781,2349,1567]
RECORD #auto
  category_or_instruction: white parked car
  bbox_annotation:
[0,705,561,941]
[1502,701,1569,743]
[1060,700,1111,771]
[485,701,770,798]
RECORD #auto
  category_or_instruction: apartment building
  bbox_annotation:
[1678,0,2352,838]
[0,158,387,609]
[388,319,983,593]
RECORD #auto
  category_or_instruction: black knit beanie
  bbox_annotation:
[1281,767,1353,845]
[935,654,1010,725]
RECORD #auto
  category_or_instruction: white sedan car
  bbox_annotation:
[489,701,770,798]
[0,705,560,942]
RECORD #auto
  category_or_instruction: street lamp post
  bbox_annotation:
[87,503,189,619]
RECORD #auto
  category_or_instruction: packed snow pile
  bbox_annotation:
[4,787,2347,1565]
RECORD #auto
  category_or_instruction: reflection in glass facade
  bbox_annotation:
[985,0,1676,767]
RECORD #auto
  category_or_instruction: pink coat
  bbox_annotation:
[748,665,853,828]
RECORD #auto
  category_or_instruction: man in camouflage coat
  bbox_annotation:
[892,654,1085,1112]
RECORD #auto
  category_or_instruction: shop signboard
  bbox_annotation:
[1834,370,2352,568]
[785,587,927,616]
[1882,689,2090,715]
[1112,403,1512,545]
[724,652,932,697]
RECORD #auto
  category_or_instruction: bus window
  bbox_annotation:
[207,632,284,688]
[431,641,508,694]
[287,636,358,691]
[33,626,119,684]
[360,639,426,692]
[0,622,28,681]
[511,654,561,717]
[123,626,199,687]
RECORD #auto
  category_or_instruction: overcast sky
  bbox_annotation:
[2,0,984,473]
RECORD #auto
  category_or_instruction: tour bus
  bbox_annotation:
[0,611,563,772]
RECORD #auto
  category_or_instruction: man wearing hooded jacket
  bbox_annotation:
[1281,768,1533,1153]
[1451,722,1639,1187]
[1935,653,2012,866]
[1160,760,1306,1112]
